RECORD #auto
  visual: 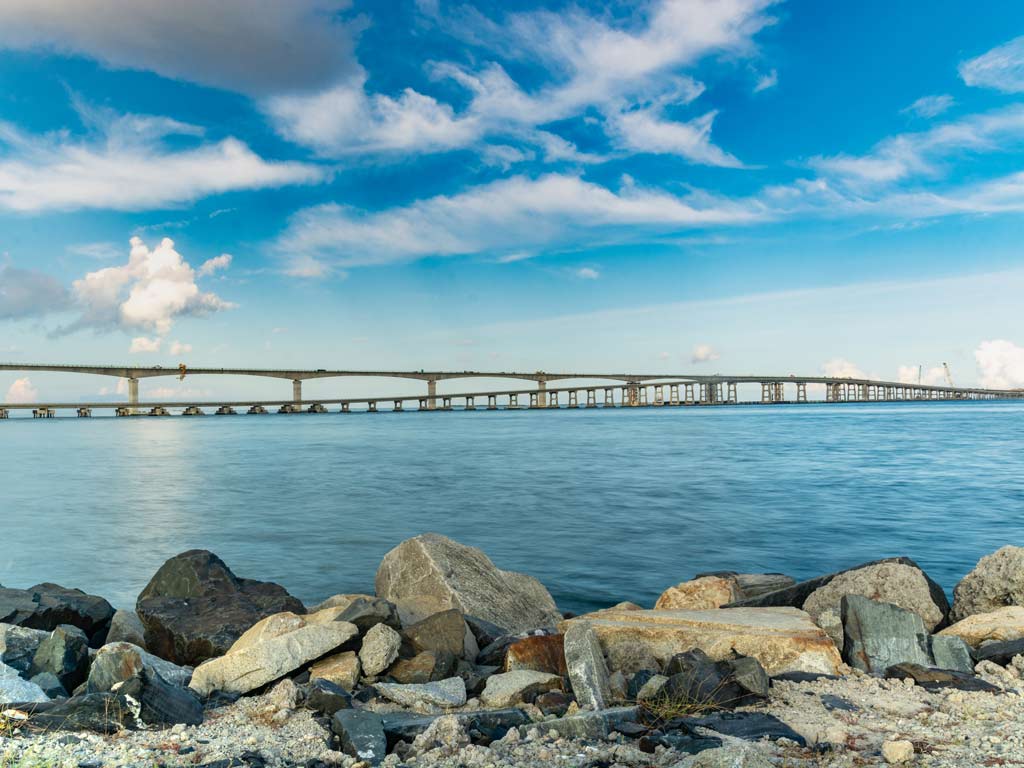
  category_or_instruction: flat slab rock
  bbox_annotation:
[561,607,842,676]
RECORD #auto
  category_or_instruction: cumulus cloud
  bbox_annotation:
[67,236,235,337]
[129,336,161,353]
[0,102,324,212]
[0,1,358,96]
[197,254,232,277]
[275,173,763,268]
[902,94,954,119]
[5,377,38,403]
[691,344,720,363]
[960,36,1024,93]
[169,341,192,355]
[975,339,1024,389]
[0,265,70,319]
[896,364,947,386]
[821,358,867,379]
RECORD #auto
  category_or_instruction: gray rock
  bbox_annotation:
[387,650,457,684]
[841,595,931,673]
[479,670,562,707]
[15,692,140,733]
[29,671,68,699]
[563,620,611,710]
[929,635,975,673]
[375,533,561,632]
[975,638,1024,666]
[464,615,509,648]
[30,625,90,692]
[359,623,402,677]
[106,610,147,649]
[0,622,49,673]
[685,712,806,745]
[332,708,387,766]
[118,667,203,725]
[885,662,1001,692]
[401,609,473,659]
[952,546,1024,621]
[0,661,48,703]
[0,583,114,647]
[689,745,774,768]
[635,674,668,702]
[335,596,401,633]
[725,656,770,699]
[380,708,530,742]
[663,649,762,710]
[305,677,352,716]
[374,676,467,710]
[87,642,193,693]
[543,706,639,739]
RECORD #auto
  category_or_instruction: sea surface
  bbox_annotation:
[2,401,1023,615]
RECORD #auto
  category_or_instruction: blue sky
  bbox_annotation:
[3,0,1024,402]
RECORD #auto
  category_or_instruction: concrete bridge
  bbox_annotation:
[0,363,1021,418]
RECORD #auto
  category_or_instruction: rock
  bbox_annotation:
[267,678,299,710]
[477,629,557,667]
[953,546,1024,621]
[636,674,668,702]
[0,623,50,674]
[479,670,562,707]
[387,650,456,684]
[689,746,774,768]
[409,713,471,756]
[563,621,611,710]
[882,739,915,764]
[401,609,472,659]
[464,615,509,649]
[106,610,147,649]
[840,595,931,673]
[359,623,402,676]
[312,595,401,632]
[14,692,139,732]
[661,649,763,710]
[0,661,48,703]
[885,662,1001,692]
[136,549,305,666]
[561,607,842,676]
[938,606,1024,647]
[309,651,361,691]
[504,634,566,676]
[728,557,950,619]
[534,689,570,715]
[974,638,1024,666]
[86,642,192,692]
[803,563,947,647]
[683,712,806,745]
[305,677,352,716]
[118,666,203,725]
[542,706,639,739]
[375,534,561,631]
[608,669,628,701]
[30,625,90,692]
[655,576,740,611]
[929,635,975,673]
[453,659,493,695]
[374,677,467,710]
[726,656,770,699]
[29,671,67,698]
[332,708,387,766]
[0,584,114,647]
[379,708,530,742]
[188,616,359,696]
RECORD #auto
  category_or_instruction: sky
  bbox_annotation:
[3,0,1024,403]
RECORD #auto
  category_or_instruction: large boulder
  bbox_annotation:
[0,583,114,647]
[0,661,48,704]
[375,677,467,710]
[188,610,358,696]
[118,667,203,726]
[332,709,387,766]
[727,558,949,628]
[0,623,50,674]
[938,606,1024,647]
[561,607,842,676]
[375,534,561,632]
[359,623,402,677]
[136,550,305,666]
[840,596,931,674]
[30,626,90,692]
[106,610,147,649]
[564,621,611,710]
[480,670,562,707]
[952,546,1024,622]
[86,642,192,692]
[655,576,740,611]
[310,651,361,691]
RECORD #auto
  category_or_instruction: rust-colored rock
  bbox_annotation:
[504,634,567,677]
[655,576,739,611]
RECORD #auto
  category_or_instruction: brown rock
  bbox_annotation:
[560,607,841,676]
[504,634,567,677]
[402,610,470,658]
[655,577,739,611]
[938,606,1024,647]
[310,651,361,691]
[387,650,456,684]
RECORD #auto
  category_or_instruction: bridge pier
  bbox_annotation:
[393,400,403,412]
[292,379,302,405]
[183,406,204,416]
[669,384,680,405]
[529,392,539,408]
[0,408,8,419]
[465,396,475,410]
[33,407,55,418]
[797,382,807,403]
[586,389,597,407]
[653,385,664,405]
[568,390,578,408]
[508,393,520,409]
[537,378,547,408]
[604,388,614,407]
[128,377,139,414]
[150,406,170,416]
[549,391,559,408]
[488,394,497,410]
[427,379,437,410]
[248,405,268,414]
[340,403,351,412]
[308,403,327,413]
[684,383,695,404]
[77,407,92,417]
[116,406,131,417]
[368,401,378,412]
[727,382,738,403]
[441,397,452,410]
[278,404,299,414]
[215,406,236,415]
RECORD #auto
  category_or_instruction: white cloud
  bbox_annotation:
[0,102,324,212]
[275,173,764,268]
[896,364,947,386]
[198,254,232,277]
[575,267,600,280]
[98,378,129,397]
[0,1,358,96]
[975,339,1024,388]
[753,69,778,93]
[902,94,954,119]
[68,236,235,337]
[67,241,120,260]
[0,265,70,319]
[169,341,192,355]
[821,358,867,379]
[5,377,38,403]
[691,344,720,363]
[960,36,1024,93]
[608,109,743,167]
[130,336,161,353]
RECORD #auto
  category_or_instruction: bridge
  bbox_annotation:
[1,363,1021,418]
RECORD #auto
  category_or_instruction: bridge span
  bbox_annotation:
[1,363,1021,418]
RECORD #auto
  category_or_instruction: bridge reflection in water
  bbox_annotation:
[0,363,1020,419]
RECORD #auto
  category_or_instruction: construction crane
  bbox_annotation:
[943,362,954,388]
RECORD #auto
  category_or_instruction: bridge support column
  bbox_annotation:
[292,379,302,405]
[508,394,520,409]
[797,382,807,403]
[128,377,139,414]
[568,390,578,408]
[77,407,92,417]
[537,378,547,408]
[549,391,559,407]
[427,379,437,410]
[727,382,738,403]
[0,408,8,419]
[604,388,614,407]
[368,401,378,412]
[669,384,680,405]
[653,385,663,405]
[684,383,695,404]
[760,382,771,403]
[465,396,475,410]
[394,400,403,412]
[341,403,351,412]
[488,395,497,410]
[586,389,597,407]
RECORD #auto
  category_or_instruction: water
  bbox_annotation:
[2,402,1023,615]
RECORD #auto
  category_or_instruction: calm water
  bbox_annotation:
[2,402,1023,615]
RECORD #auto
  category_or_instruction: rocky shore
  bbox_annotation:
[4,535,1024,767]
